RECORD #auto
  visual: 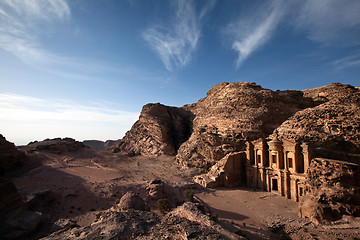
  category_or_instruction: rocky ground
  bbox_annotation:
[1,141,360,239]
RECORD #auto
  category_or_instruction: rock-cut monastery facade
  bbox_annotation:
[194,137,313,203]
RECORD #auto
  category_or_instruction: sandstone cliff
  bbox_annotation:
[110,103,193,156]
[112,82,359,168]
[177,82,316,167]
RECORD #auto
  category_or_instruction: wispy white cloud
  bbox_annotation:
[142,0,215,71]
[333,55,360,70]
[0,93,138,123]
[199,0,216,20]
[2,0,70,20]
[294,0,360,46]
[0,93,139,145]
[0,0,168,83]
[225,0,360,68]
[0,0,70,65]
[225,0,286,68]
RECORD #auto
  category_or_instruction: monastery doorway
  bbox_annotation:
[272,178,278,191]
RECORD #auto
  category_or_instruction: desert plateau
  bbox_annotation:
[1,82,360,240]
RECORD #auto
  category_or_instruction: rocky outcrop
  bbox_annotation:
[193,152,247,188]
[177,82,316,167]
[113,82,359,167]
[274,91,360,162]
[0,178,23,216]
[302,82,358,103]
[0,134,25,171]
[104,139,121,149]
[23,138,86,154]
[43,202,244,240]
[110,103,193,156]
[42,209,160,240]
[299,158,360,223]
[140,202,245,240]
[146,179,196,208]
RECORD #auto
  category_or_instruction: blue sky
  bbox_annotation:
[1,0,359,145]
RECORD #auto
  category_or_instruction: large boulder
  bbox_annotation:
[110,103,193,156]
[115,192,148,211]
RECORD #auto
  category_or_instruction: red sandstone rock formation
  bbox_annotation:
[110,103,193,156]
[112,82,359,167]
[302,82,358,103]
[176,82,316,167]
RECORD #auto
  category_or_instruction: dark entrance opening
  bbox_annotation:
[272,178,278,191]
[299,187,303,197]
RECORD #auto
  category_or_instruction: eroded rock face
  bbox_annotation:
[113,82,359,168]
[110,103,193,156]
[140,202,245,240]
[193,152,247,188]
[0,134,24,171]
[23,138,86,154]
[302,82,358,103]
[274,91,360,162]
[177,82,316,167]
[299,158,360,223]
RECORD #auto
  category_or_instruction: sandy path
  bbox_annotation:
[197,188,303,239]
